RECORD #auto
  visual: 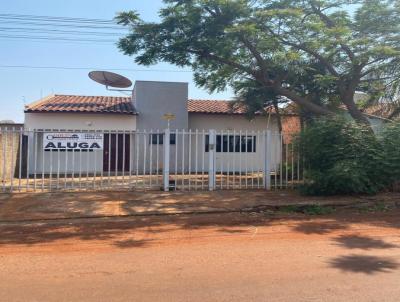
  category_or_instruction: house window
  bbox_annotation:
[205,135,256,153]
[150,133,176,145]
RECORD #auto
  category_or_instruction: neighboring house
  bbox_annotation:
[0,122,24,130]
[280,101,390,136]
[23,80,291,174]
[362,103,399,121]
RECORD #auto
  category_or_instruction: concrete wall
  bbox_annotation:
[25,113,136,131]
[188,113,279,132]
[368,116,386,134]
[24,113,136,174]
[23,114,282,175]
[22,87,284,175]
[134,81,188,130]
[24,132,102,174]
[0,131,21,180]
[188,114,281,172]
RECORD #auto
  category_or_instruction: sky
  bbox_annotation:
[0,0,233,123]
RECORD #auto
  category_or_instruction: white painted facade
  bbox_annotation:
[134,81,188,130]
[187,114,281,172]
[24,113,137,174]
[25,112,136,131]
[23,81,283,175]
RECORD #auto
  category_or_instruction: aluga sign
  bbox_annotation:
[43,133,104,151]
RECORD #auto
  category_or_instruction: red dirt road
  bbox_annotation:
[1,210,400,302]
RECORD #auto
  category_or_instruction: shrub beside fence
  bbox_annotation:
[298,118,400,196]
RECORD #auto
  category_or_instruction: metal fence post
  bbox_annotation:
[208,129,216,191]
[264,130,271,190]
[163,128,170,191]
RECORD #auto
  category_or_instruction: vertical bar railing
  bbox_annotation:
[264,130,271,190]
[195,129,199,190]
[174,129,178,191]
[208,129,216,191]
[134,131,139,189]
[9,128,15,192]
[18,129,23,192]
[156,129,160,187]
[1,128,7,192]
[163,129,170,191]
[201,130,205,190]
[181,130,185,190]
[0,128,303,193]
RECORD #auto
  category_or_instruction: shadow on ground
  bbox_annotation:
[0,212,272,248]
[329,255,399,274]
[292,222,349,235]
[0,207,399,248]
[333,234,398,250]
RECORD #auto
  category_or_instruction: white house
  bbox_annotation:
[23,80,286,176]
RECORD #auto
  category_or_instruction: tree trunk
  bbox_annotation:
[275,86,334,116]
[341,90,371,126]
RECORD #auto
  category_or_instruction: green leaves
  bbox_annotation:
[114,11,140,26]
[116,0,400,122]
[298,118,399,195]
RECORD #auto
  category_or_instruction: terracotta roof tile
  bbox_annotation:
[187,99,281,115]
[362,103,398,120]
[26,95,293,116]
[188,99,248,114]
[25,95,136,115]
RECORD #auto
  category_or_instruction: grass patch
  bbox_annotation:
[358,202,393,213]
[278,204,335,215]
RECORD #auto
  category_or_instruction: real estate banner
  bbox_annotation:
[43,133,104,151]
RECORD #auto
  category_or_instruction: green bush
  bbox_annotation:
[381,123,400,185]
[297,118,396,196]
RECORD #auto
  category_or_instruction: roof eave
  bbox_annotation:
[24,110,137,116]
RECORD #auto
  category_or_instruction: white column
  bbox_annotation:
[208,129,216,191]
[163,128,171,191]
[264,130,272,190]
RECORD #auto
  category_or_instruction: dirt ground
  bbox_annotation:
[1,203,400,301]
[1,190,399,222]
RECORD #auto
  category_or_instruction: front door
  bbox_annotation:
[103,134,130,172]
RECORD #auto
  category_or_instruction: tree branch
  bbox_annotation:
[274,86,334,116]
[309,2,356,62]
[187,49,258,77]
[238,35,269,75]
[262,25,340,77]
[188,48,333,116]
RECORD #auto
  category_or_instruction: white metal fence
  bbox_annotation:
[0,128,302,193]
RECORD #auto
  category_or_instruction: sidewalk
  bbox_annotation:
[0,190,398,222]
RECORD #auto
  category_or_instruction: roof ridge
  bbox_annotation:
[25,94,136,115]
[188,99,233,102]
[53,94,131,99]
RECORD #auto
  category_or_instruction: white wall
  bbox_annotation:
[188,113,279,132]
[24,113,136,174]
[25,132,103,174]
[25,113,136,131]
[23,102,283,175]
[188,114,281,172]
[134,81,188,130]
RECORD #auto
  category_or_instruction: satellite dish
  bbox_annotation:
[88,71,132,89]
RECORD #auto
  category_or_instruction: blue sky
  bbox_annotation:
[0,0,233,123]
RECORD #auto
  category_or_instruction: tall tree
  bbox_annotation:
[116,0,400,125]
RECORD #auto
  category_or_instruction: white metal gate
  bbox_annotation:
[0,128,302,193]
